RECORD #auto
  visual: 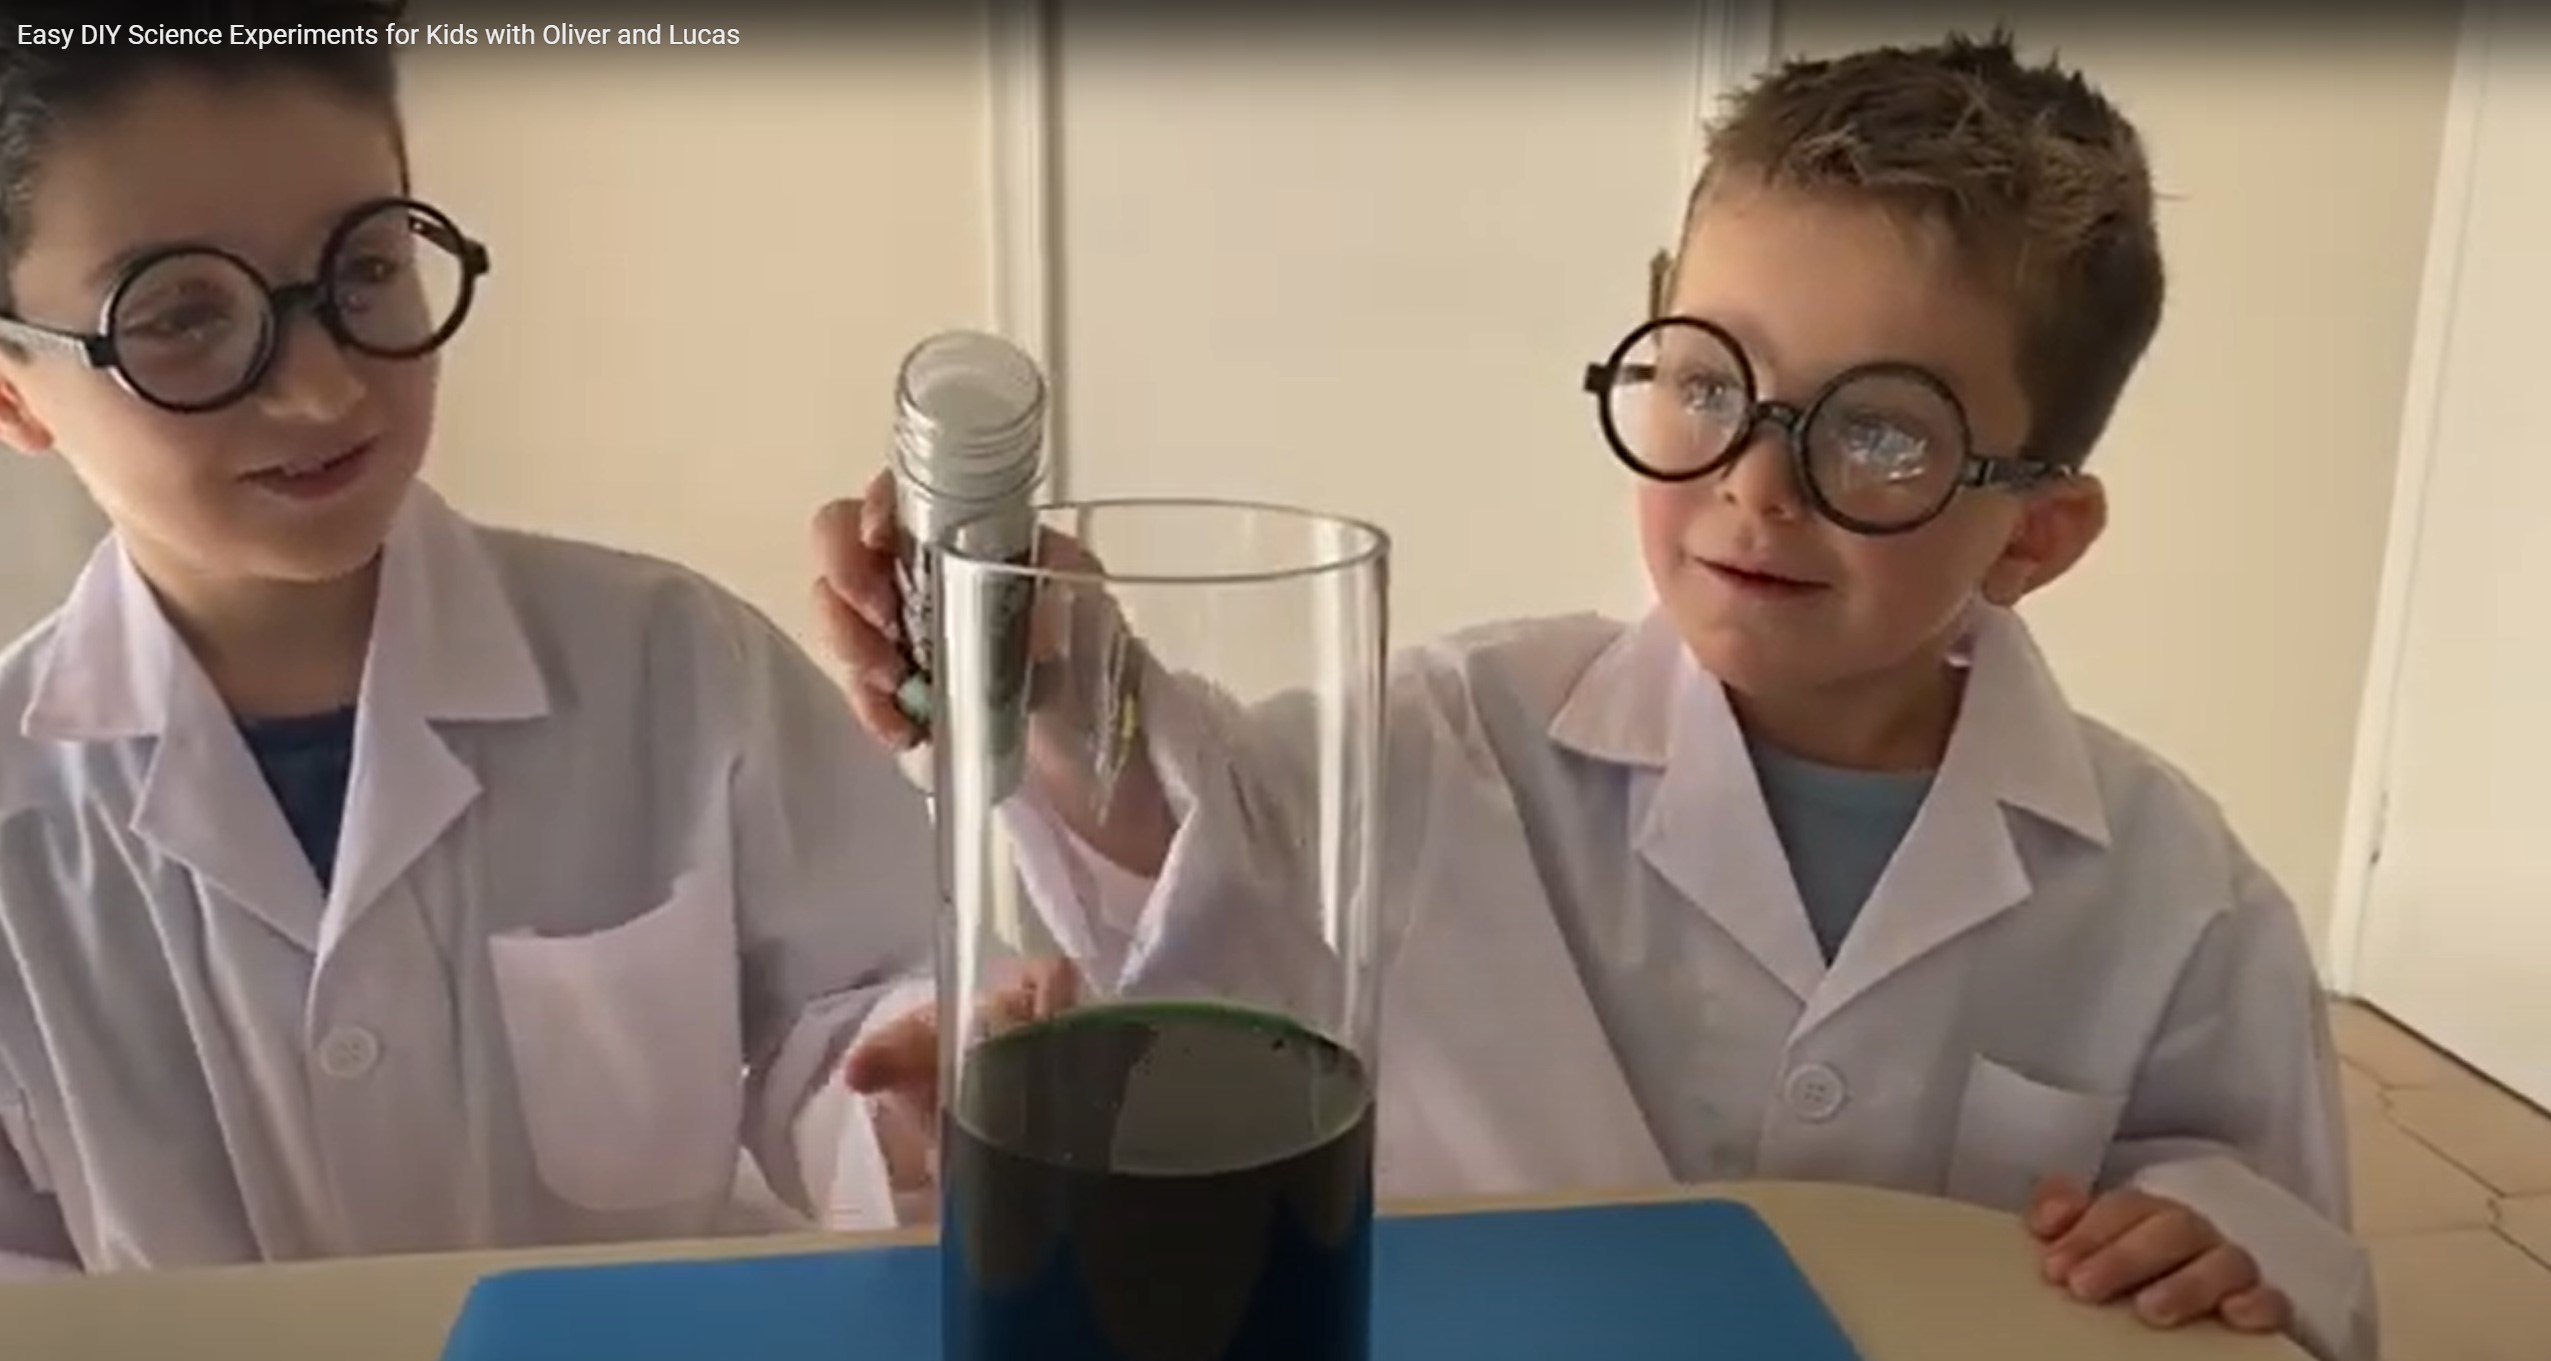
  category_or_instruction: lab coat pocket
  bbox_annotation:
[1945,1054,2128,1213]
[488,864,745,1213]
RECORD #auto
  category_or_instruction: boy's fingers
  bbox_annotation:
[867,1088,939,1191]
[2063,1201,2213,1303]
[1035,526,1104,575]
[972,961,1081,1035]
[2043,1190,2157,1283]
[2131,1243,2258,1326]
[2216,1284,2291,1333]
[858,469,899,549]
[823,542,905,640]
[839,599,914,694]
[812,592,923,748]
[843,1007,936,1095]
[810,577,862,667]
[1023,530,1114,663]
[853,966,1076,1099]
[976,980,1043,1034]
[1030,959,1081,1017]
[815,479,905,621]
[810,580,906,685]
[2027,1174,2091,1239]
[1026,573,1103,667]
[813,498,870,592]
[849,685,924,751]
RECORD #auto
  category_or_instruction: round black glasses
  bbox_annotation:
[0,197,490,415]
[1582,316,2070,535]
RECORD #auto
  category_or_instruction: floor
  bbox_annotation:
[2329,999,2551,1360]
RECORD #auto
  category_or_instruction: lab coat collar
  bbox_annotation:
[1547,604,2108,846]
[1549,604,2109,1016]
[20,483,549,956]
[320,483,549,957]
[352,481,553,725]
[21,483,548,740]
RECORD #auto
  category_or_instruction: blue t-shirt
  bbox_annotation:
[238,707,359,890]
[1742,733,1936,961]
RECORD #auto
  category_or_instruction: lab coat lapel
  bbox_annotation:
[1547,607,2110,1028]
[1796,607,2110,1037]
[22,539,327,949]
[319,486,548,961]
[1548,613,1829,1003]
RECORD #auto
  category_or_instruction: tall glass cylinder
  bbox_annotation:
[928,499,1389,1361]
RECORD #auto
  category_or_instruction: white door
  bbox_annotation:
[1023,4,1773,649]
[2346,3,2551,1110]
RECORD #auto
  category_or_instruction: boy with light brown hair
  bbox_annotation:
[821,28,2372,1361]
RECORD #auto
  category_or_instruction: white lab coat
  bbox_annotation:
[1012,605,2374,1361]
[0,484,930,1274]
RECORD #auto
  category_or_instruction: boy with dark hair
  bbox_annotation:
[0,3,939,1270]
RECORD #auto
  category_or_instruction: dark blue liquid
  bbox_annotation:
[941,1001,1376,1361]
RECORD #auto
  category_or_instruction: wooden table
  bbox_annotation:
[0,1181,2305,1361]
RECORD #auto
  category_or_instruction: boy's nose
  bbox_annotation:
[1714,425,1806,521]
[249,310,366,424]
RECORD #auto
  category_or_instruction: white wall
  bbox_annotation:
[399,18,994,652]
[0,454,104,641]
[1043,15,1702,649]
[1775,7,2459,965]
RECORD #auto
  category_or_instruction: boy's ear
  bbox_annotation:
[1979,472,2106,606]
[0,370,55,456]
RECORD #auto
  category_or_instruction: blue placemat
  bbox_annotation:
[439,1198,1863,1361]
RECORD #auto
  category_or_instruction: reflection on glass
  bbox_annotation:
[931,500,1389,1361]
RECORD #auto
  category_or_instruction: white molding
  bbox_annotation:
[2324,0,2493,995]
[1687,0,1780,201]
[1656,0,1778,308]
[1626,0,1772,602]
[984,0,1066,496]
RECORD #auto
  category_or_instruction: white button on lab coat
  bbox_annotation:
[1783,1064,1845,1122]
[316,1026,381,1080]
[0,485,931,1273]
[1016,606,2375,1361]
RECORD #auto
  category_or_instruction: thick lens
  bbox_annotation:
[329,202,468,356]
[107,252,272,409]
[1603,320,1751,478]
[1804,370,1966,528]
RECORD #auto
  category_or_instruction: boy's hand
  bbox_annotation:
[811,476,1171,871]
[813,469,926,752]
[841,961,1083,1195]
[2026,1175,2292,1333]
[811,470,1117,753]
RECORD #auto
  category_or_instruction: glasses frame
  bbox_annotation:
[0,196,491,415]
[1582,315,2072,536]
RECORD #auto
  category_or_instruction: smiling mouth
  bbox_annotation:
[247,442,371,483]
[238,438,384,501]
[1695,556,1828,594]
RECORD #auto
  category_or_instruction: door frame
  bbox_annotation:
[980,0,1781,500]
[984,0,1064,489]
[2324,0,2493,995]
